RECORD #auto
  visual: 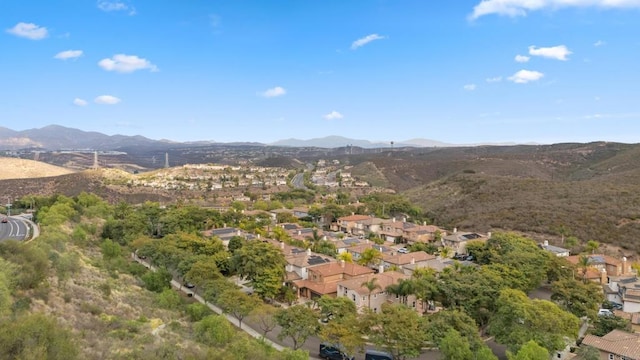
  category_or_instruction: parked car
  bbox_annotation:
[598,309,614,317]
[365,349,394,360]
[319,343,353,360]
[1,217,7,223]
[184,282,196,289]
[397,248,409,254]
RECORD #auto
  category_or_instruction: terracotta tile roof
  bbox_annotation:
[309,262,374,277]
[338,215,371,222]
[566,254,622,267]
[614,311,640,325]
[337,272,410,296]
[293,279,339,295]
[383,251,436,266]
[581,330,640,359]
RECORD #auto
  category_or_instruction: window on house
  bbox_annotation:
[352,294,356,302]
[609,354,614,360]
[412,301,416,308]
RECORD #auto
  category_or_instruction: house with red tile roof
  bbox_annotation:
[291,260,374,300]
[581,329,640,360]
[337,271,410,313]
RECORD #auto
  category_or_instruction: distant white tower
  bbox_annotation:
[92,151,99,169]
[164,152,169,168]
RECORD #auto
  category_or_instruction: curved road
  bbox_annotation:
[0,217,29,242]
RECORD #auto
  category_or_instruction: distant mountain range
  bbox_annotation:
[269,135,452,148]
[0,125,525,151]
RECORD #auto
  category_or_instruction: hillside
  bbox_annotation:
[0,157,76,180]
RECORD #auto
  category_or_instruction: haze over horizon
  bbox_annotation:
[2,1,639,145]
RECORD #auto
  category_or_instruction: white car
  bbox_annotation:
[397,248,409,254]
[598,309,614,317]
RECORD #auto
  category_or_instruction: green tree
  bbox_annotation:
[425,309,484,351]
[184,258,223,287]
[337,252,353,263]
[585,240,600,254]
[507,340,549,360]
[217,289,262,329]
[439,329,473,360]
[232,241,286,299]
[141,268,172,293]
[488,288,579,353]
[155,288,183,310]
[317,295,357,321]
[591,314,632,336]
[228,235,245,254]
[101,239,122,261]
[551,277,603,319]
[249,304,279,337]
[576,345,601,360]
[194,315,235,347]
[357,248,382,267]
[361,277,382,309]
[319,314,364,359]
[0,313,78,360]
[274,305,320,350]
[364,303,428,360]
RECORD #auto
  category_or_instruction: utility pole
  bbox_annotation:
[6,198,11,217]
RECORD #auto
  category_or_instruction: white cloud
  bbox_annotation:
[54,50,83,60]
[529,45,572,61]
[508,69,544,84]
[323,111,344,120]
[463,84,477,91]
[260,86,286,98]
[73,98,88,106]
[97,1,136,15]
[351,34,386,50]
[486,76,503,83]
[594,40,606,47]
[6,22,48,40]
[98,54,158,73]
[515,54,530,63]
[94,95,121,105]
[470,0,640,19]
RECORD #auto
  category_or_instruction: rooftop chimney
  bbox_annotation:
[543,240,549,247]
[601,268,608,284]
[280,242,285,249]
[323,235,327,241]
[392,217,396,223]
[411,257,415,265]
[306,248,312,256]
[622,257,628,275]
[378,265,384,274]
[297,230,301,236]
[453,227,457,234]
[340,259,345,268]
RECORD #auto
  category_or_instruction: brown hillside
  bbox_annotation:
[0,157,76,180]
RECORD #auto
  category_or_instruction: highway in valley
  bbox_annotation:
[0,217,29,242]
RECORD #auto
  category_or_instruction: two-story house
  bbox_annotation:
[292,261,374,300]
[381,251,436,271]
[441,229,490,255]
[336,214,371,235]
[581,329,640,360]
[337,271,410,313]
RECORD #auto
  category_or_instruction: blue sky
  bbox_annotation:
[2,0,640,144]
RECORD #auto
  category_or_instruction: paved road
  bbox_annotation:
[0,216,29,242]
[291,173,307,190]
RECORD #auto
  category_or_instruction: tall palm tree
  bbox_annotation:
[386,279,415,306]
[361,277,381,310]
[578,255,591,282]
